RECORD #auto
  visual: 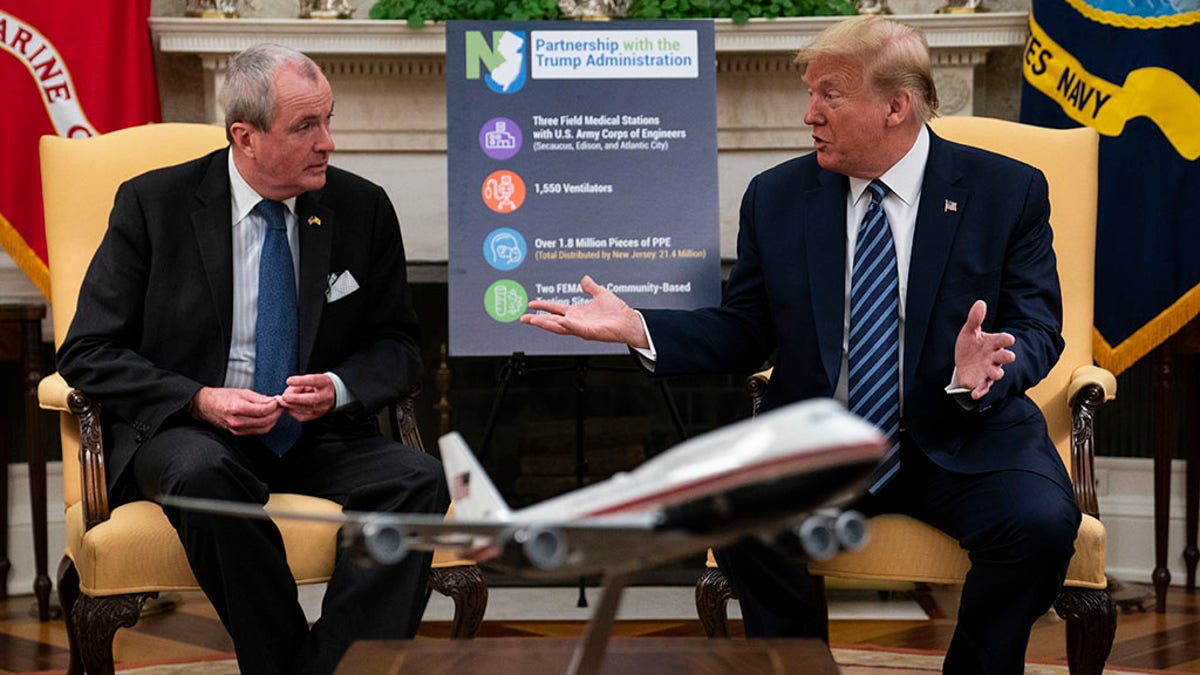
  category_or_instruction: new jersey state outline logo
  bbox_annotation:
[465,30,527,94]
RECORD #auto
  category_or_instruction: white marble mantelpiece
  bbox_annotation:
[144,13,1029,262]
[151,14,1029,55]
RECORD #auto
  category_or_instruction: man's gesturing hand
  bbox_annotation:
[520,275,649,349]
[955,300,1016,400]
[191,387,284,435]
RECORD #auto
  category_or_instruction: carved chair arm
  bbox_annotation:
[1067,365,1117,520]
[389,383,424,452]
[745,367,774,416]
[1068,365,1117,406]
[38,371,111,531]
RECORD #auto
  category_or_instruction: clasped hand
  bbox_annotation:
[955,299,1015,400]
[192,373,336,434]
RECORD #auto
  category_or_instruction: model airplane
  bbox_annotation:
[163,397,887,675]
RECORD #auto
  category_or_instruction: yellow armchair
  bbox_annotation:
[39,123,485,674]
[696,117,1116,675]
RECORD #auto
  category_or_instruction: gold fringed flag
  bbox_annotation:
[0,2,160,298]
[1020,0,1200,375]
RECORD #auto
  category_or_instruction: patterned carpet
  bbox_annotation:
[831,645,1173,674]
[24,647,1175,675]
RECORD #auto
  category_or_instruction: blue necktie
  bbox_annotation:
[848,180,901,493]
[253,199,302,455]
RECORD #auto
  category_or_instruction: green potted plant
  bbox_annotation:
[370,0,854,28]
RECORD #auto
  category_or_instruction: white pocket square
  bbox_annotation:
[325,270,360,303]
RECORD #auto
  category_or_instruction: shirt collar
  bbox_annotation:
[848,125,930,207]
[228,150,298,224]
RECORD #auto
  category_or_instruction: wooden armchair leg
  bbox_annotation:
[1054,586,1116,675]
[428,566,488,638]
[72,592,157,675]
[695,568,734,637]
[57,556,83,675]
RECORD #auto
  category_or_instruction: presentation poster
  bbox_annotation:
[446,20,719,357]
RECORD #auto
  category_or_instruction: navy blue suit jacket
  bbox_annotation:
[643,128,1071,494]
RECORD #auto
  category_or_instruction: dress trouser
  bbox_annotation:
[132,422,450,675]
[714,437,1081,675]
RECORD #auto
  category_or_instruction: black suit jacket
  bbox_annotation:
[58,148,422,492]
[643,129,1071,493]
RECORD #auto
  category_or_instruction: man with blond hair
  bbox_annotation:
[522,16,1079,672]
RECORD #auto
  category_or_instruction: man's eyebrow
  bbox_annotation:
[810,74,844,90]
[293,113,323,128]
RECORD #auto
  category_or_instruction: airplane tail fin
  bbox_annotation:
[437,432,512,521]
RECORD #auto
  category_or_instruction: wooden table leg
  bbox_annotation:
[1187,436,1198,590]
[21,313,52,620]
[0,401,8,602]
[1152,346,1174,613]
[1184,354,1199,590]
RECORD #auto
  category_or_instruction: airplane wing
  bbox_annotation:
[160,493,866,579]
[158,493,687,575]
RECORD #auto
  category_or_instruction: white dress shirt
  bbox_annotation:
[224,152,353,407]
[834,125,930,411]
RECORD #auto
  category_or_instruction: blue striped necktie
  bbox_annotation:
[849,180,901,493]
[253,199,302,455]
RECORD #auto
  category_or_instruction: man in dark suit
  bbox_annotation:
[522,16,1081,673]
[56,44,448,675]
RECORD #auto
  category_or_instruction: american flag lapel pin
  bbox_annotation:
[944,199,958,213]
[307,215,322,227]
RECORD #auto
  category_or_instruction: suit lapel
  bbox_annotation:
[905,131,966,391]
[295,193,333,371]
[192,149,235,361]
[805,170,849,392]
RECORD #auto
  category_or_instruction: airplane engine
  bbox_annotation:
[344,517,410,566]
[794,515,839,561]
[771,510,868,562]
[832,510,869,552]
[510,526,570,571]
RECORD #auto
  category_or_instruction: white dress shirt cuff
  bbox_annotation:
[945,367,978,411]
[326,371,357,410]
[631,310,657,372]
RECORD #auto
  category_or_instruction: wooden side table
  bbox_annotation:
[0,303,53,620]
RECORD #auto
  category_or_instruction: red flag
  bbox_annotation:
[0,2,160,298]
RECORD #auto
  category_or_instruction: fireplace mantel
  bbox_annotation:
[150,14,1028,56]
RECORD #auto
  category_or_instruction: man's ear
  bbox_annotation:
[885,90,914,128]
[229,122,256,157]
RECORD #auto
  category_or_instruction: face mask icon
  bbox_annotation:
[490,233,522,266]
